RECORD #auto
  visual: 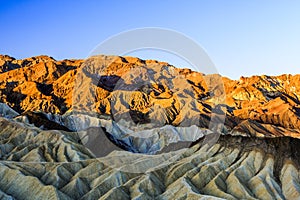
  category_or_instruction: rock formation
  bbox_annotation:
[0,55,299,137]
[0,54,299,199]
[1,118,300,199]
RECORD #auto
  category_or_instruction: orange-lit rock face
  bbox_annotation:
[225,74,300,132]
[0,55,299,137]
[0,55,82,113]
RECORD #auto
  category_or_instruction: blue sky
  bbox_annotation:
[0,0,299,79]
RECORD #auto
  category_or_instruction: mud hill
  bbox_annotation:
[1,116,300,199]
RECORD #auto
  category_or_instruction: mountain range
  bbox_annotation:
[0,54,299,199]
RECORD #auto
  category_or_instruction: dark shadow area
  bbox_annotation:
[24,111,71,131]
[97,75,124,92]
[129,110,151,124]
[0,82,26,113]
[36,82,53,96]
[294,107,300,117]
[0,62,21,73]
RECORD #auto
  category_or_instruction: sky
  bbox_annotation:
[0,0,299,79]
